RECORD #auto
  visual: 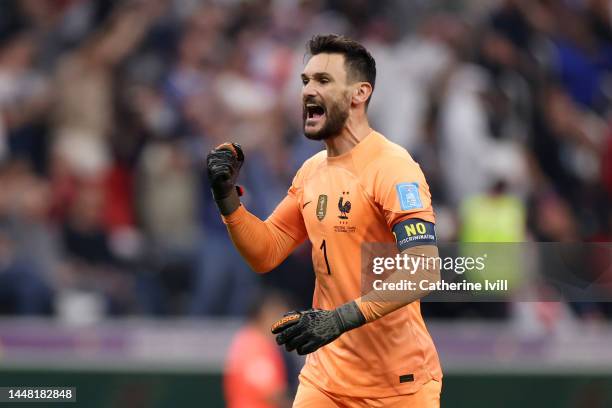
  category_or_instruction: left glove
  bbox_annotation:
[206,143,244,215]
[271,301,366,355]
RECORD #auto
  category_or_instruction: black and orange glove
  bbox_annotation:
[206,143,244,215]
[271,301,366,355]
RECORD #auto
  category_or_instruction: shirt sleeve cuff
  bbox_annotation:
[222,204,248,225]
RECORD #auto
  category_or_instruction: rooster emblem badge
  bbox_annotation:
[338,195,351,220]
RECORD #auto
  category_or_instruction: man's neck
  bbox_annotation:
[325,115,372,157]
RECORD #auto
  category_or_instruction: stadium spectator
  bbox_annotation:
[0,222,53,315]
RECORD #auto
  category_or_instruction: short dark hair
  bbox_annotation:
[306,34,376,106]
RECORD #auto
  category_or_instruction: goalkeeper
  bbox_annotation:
[207,34,442,407]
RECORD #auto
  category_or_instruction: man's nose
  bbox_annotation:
[302,82,317,99]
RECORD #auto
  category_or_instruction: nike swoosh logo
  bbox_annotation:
[303,201,312,209]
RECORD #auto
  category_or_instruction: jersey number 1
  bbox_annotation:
[320,240,331,275]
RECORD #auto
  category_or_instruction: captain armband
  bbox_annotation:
[392,219,436,252]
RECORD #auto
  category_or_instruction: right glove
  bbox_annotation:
[271,301,366,355]
[206,142,244,215]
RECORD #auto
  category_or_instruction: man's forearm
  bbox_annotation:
[357,245,440,322]
[271,245,440,356]
[223,204,300,273]
[207,143,307,273]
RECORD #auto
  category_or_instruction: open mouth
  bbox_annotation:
[305,103,326,122]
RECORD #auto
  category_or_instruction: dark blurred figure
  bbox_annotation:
[550,2,612,113]
[0,223,52,315]
[0,160,56,315]
[60,182,138,315]
[0,30,51,172]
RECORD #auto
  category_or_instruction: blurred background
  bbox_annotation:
[0,0,611,406]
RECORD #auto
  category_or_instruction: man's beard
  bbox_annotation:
[303,97,350,141]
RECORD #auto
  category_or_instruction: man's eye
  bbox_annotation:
[302,79,309,85]
[320,78,329,84]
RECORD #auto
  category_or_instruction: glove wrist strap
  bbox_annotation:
[335,301,366,332]
[214,188,241,216]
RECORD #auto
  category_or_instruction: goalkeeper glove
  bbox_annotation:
[206,142,244,215]
[271,301,366,355]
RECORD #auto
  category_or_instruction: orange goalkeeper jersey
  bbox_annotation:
[267,131,442,398]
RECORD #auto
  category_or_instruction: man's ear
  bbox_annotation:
[351,82,373,106]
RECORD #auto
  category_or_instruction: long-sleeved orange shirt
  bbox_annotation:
[223,131,441,397]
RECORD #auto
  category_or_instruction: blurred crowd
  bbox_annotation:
[0,0,611,321]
